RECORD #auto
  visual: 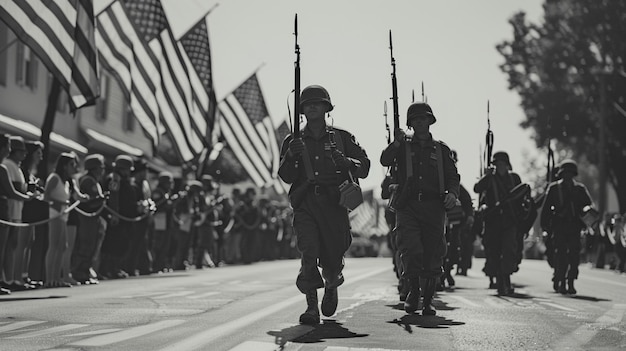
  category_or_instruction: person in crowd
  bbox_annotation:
[125,158,154,276]
[20,141,46,287]
[234,187,261,265]
[202,175,225,267]
[3,136,35,291]
[224,188,243,264]
[43,152,83,288]
[474,151,522,296]
[0,134,36,294]
[72,154,107,284]
[62,152,82,286]
[279,85,370,324]
[151,172,176,273]
[380,102,459,316]
[540,160,593,294]
[173,180,204,270]
[100,155,138,279]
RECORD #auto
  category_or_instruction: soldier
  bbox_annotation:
[380,102,459,315]
[72,154,107,284]
[474,151,522,296]
[540,160,593,294]
[279,85,370,325]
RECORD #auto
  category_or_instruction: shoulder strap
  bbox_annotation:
[333,128,346,154]
[435,141,444,194]
[405,142,413,180]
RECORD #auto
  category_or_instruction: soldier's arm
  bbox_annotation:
[442,143,460,197]
[540,186,555,230]
[380,142,401,167]
[343,131,370,179]
[278,134,299,184]
[474,174,490,194]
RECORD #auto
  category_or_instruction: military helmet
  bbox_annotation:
[492,151,512,170]
[557,159,578,177]
[406,102,436,125]
[300,85,333,112]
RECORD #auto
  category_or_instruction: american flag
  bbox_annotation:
[96,0,160,145]
[179,16,217,142]
[123,0,208,162]
[218,74,282,191]
[0,0,99,110]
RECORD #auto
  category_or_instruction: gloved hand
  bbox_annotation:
[393,128,406,145]
[443,193,458,210]
[288,138,305,157]
[331,149,352,170]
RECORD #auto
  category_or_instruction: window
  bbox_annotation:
[123,104,135,132]
[15,42,38,90]
[0,22,7,86]
[96,74,110,120]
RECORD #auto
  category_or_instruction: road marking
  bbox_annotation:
[153,291,195,299]
[448,295,481,308]
[158,267,390,351]
[69,320,185,347]
[119,291,169,298]
[0,321,45,334]
[553,304,626,350]
[188,291,220,299]
[6,324,88,339]
[539,302,577,312]
[67,328,123,336]
[229,341,282,351]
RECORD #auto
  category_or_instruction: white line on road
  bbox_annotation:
[69,320,185,347]
[6,324,88,339]
[159,266,390,351]
[538,302,577,312]
[448,295,481,308]
[0,321,45,333]
[553,304,626,350]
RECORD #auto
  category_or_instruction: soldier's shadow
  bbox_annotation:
[387,314,465,332]
[386,298,456,312]
[267,320,368,346]
[566,295,610,302]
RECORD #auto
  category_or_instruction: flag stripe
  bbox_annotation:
[218,100,273,186]
[0,0,98,110]
[224,95,272,166]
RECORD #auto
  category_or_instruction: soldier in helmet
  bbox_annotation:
[540,160,593,294]
[380,102,460,316]
[279,85,370,325]
[474,151,522,296]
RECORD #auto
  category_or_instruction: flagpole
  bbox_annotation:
[38,77,62,177]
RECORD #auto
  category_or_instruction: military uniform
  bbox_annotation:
[540,160,592,294]
[279,85,370,325]
[474,151,521,295]
[380,102,460,315]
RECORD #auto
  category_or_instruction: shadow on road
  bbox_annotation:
[386,297,457,312]
[387,314,465,332]
[268,320,368,345]
[0,295,67,302]
[566,294,610,302]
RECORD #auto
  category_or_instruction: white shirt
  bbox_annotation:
[2,158,25,221]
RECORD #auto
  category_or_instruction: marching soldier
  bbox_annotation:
[540,160,593,294]
[474,151,522,296]
[279,85,370,325]
[380,102,460,316]
[151,172,176,273]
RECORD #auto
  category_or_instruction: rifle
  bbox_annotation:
[483,100,494,176]
[384,101,390,144]
[389,30,400,136]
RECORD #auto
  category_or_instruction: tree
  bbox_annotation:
[497,0,626,212]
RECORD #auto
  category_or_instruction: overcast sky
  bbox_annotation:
[96,0,546,194]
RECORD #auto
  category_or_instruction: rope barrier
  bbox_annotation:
[0,200,81,227]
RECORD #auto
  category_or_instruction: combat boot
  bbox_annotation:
[421,277,437,316]
[321,287,338,317]
[558,280,567,294]
[552,277,560,292]
[567,279,577,295]
[299,290,320,325]
[398,277,410,302]
[403,278,421,314]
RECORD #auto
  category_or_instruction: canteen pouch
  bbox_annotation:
[339,171,363,212]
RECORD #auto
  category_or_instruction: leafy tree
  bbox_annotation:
[497,0,626,212]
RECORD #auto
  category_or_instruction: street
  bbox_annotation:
[1,257,625,351]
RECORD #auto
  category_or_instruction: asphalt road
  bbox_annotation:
[1,257,625,351]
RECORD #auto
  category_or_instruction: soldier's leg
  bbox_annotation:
[293,208,322,325]
[419,203,446,315]
[566,232,582,294]
[396,204,423,314]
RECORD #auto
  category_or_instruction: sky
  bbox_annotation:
[95,0,547,196]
